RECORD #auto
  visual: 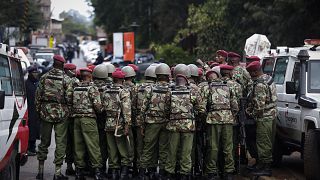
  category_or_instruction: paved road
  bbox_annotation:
[20,56,305,179]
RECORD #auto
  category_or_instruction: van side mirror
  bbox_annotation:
[0,90,5,109]
[286,81,296,94]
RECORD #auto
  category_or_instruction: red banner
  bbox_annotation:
[123,32,135,62]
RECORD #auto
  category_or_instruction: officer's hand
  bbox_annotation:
[196,59,204,66]
[140,127,145,136]
[124,125,129,135]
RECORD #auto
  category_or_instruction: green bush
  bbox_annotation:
[154,44,194,66]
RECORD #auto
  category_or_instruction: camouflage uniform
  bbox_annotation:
[102,83,132,169]
[65,76,79,168]
[232,65,252,96]
[164,85,199,175]
[134,80,154,169]
[140,82,171,171]
[35,68,73,171]
[93,79,111,171]
[72,81,103,169]
[246,74,277,165]
[200,78,239,175]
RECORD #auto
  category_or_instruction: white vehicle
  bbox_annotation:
[0,44,29,179]
[261,39,320,179]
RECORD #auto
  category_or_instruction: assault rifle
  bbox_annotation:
[237,97,248,174]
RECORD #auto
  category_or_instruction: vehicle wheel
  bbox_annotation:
[304,129,320,180]
[0,149,17,180]
[272,134,283,167]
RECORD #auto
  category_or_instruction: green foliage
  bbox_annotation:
[0,0,44,31]
[154,43,194,66]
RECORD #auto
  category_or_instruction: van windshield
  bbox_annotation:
[308,60,320,93]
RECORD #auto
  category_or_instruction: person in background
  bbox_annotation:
[26,66,41,156]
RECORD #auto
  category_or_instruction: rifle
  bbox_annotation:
[237,97,248,174]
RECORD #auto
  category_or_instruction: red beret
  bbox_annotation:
[228,52,241,58]
[198,68,203,76]
[64,63,76,70]
[216,50,228,58]
[246,56,260,62]
[209,62,219,68]
[115,67,121,71]
[87,65,96,71]
[246,61,261,72]
[112,70,125,79]
[128,64,139,72]
[53,55,66,63]
[219,64,234,70]
[76,69,81,77]
[79,68,92,73]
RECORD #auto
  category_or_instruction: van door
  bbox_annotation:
[277,57,302,143]
[0,54,14,161]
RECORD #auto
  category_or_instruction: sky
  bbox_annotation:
[51,0,94,19]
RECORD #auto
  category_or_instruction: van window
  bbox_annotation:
[0,55,13,95]
[308,60,320,93]
[291,62,300,90]
[262,57,275,76]
[273,57,288,84]
[10,57,24,96]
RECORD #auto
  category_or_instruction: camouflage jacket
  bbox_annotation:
[166,85,199,132]
[136,80,154,127]
[35,68,73,123]
[141,81,171,125]
[223,77,243,106]
[102,83,131,131]
[123,81,138,126]
[199,78,239,124]
[232,65,252,95]
[72,81,102,118]
[246,74,277,121]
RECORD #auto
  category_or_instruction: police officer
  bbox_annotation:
[73,68,103,180]
[139,63,171,179]
[35,55,73,180]
[63,63,79,176]
[92,64,110,176]
[246,61,277,176]
[135,65,158,175]
[215,50,228,65]
[102,69,132,180]
[200,65,239,180]
[164,64,199,179]
[122,65,138,175]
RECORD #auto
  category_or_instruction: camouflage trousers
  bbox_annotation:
[256,118,274,164]
[133,126,144,169]
[165,132,194,175]
[74,117,102,169]
[65,118,74,164]
[37,120,68,165]
[140,123,169,170]
[205,124,234,174]
[106,130,134,169]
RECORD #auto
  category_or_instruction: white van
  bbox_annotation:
[261,39,320,179]
[0,44,29,180]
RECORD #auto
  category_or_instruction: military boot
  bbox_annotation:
[223,173,234,180]
[147,167,156,180]
[207,173,218,180]
[180,174,192,180]
[65,163,76,176]
[36,161,44,180]
[251,163,272,176]
[158,169,166,180]
[75,168,86,180]
[111,168,120,180]
[53,174,69,180]
[94,168,103,180]
[119,166,129,180]
[138,168,146,180]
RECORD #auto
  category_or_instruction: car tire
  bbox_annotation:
[272,134,283,167]
[0,149,17,180]
[304,129,320,180]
